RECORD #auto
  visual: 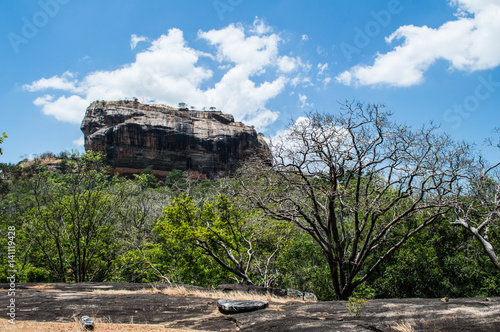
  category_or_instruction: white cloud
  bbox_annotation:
[298,94,311,109]
[199,23,280,72]
[318,63,328,75]
[302,34,309,41]
[130,34,147,50]
[291,75,313,88]
[317,63,332,86]
[34,94,90,123]
[267,116,311,157]
[73,136,85,146]
[23,71,81,93]
[25,24,306,130]
[268,117,351,163]
[250,17,273,35]
[278,56,298,73]
[336,0,500,87]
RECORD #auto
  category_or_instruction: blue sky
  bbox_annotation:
[1,0,500,164]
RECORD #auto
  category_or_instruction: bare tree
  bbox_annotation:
[451,136,500,273]
[243,101,471,299]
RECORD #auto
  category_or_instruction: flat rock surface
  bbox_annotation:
[1,283,499,331]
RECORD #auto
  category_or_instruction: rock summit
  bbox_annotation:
[81,100,270,177]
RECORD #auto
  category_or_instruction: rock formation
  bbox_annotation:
[80,100,270,177]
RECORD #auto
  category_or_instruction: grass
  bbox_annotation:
[392,321,416,332]
[0,317,204,331]
[90,284,307,303]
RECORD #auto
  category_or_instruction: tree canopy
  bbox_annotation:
[243,101,473,299]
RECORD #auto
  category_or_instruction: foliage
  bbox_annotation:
[347,297,366,318]
[0,132,7,155]
[370,215,500,298]
[155,194,292,286]
[165,169,188,189]
[276,231,336,300]
[0,135,498,301]
[18,152,128,282]
[24,191,119,282]
[134,166,159,189]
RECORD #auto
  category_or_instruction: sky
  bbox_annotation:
[1,0,500,164]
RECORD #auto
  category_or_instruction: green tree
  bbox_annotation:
[155,194,292,286]
[277,231,336,300]
[370,214,500,298]
[22,152,129,282]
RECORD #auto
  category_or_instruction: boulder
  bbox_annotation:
[217,299,269,314]
[80,315,94,330]
[303,292,318,301]
[81,100,270,178]
[286,289,303,299]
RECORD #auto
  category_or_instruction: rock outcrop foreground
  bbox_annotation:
[2,283,499,331]
[81,100,270,177]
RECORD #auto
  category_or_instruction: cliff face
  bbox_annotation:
[80,101,269,177]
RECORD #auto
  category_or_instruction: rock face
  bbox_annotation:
[81,101,270,177]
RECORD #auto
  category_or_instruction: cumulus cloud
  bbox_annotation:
[25,22,307,130]
[277,56,298,73]
[268,117,351,163]
[33,94,90,123]
[199,23,280,72]
[23,71,81,93]
[266,116,311,159]
[301,34,309,41]
[336,0,500,87]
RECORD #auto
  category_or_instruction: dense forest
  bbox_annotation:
[1,103,499,301]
